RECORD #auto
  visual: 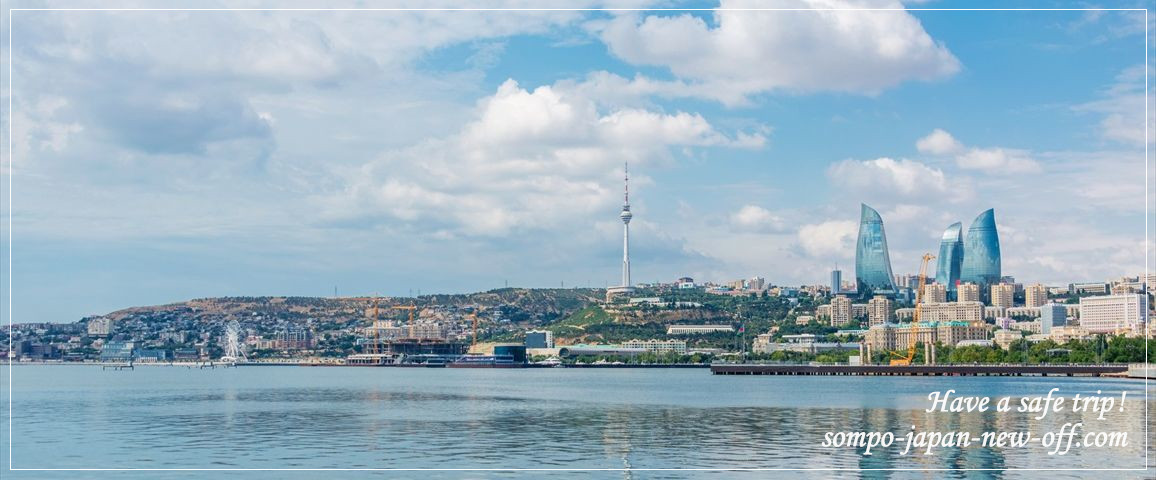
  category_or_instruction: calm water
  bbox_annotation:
[1,365,1153,479]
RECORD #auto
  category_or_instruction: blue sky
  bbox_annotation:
[1,0,1153,322]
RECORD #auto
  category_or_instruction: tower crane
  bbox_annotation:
[890,253,935,366]
[390,304,419,337]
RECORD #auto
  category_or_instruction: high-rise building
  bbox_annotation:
[1025,284,1048,308]
[749,276,766,291]
[854,204,897,298]
[935,222,964,295]
[991,283,1015,309]
[830,269,842,295]
[923,284,947,303]
[1039,303,1067,334]
[830,295,853,326]
[867,295,894,327]
[958,283,980,303]
[524,330,554,349]
[1079,294,1148,334]
[960,209,1001,289]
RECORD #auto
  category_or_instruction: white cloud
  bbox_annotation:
[318,79,765,237]
[954,147,1041,174]
[916,128,1041,174]
[797,220,858,258]
[596,0,960,104]
[827,157,948,197]
[915,128,963,155]
[730,205,786,233]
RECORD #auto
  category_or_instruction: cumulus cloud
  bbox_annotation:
[827,157,948,197]
[797,220,858,258]
[318,79,765,237]
[955,147,1041,174]
[730,205,786,233]
[915,128,963,155]
[595,0,960,104]
[916,128,1041,174]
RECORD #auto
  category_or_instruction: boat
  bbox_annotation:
[447,354,526,368]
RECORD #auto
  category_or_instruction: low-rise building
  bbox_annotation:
[666,324,734,335]
[622,339,687,354]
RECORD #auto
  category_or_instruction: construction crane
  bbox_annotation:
[890,253,935,366]
[390,304,419,337]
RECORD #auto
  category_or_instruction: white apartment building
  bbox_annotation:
[1078,294,1148,334]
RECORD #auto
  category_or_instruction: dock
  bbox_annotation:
[710,363,1130,377]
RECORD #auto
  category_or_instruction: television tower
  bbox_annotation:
[619,163,633,289]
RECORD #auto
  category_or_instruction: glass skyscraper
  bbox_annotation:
[960,208,1001,287]
[855,204,897,297]
[935,222,963,295]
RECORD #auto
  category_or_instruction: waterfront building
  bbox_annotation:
[666,324,735,335]
[753,333,857,354]
[865,322,990,351]
[958,283,980,303]
[854,204,897,297]
[1025,284,1048,308]
[830,295,853,326]
[830,269,842,295]
[622,339,687,354]
[100,341,135,362]
[1078,294,1147,334]
[991,283,1015,309]
[960,209,1001,290]
[524,330,554,349]
[1039,303,1067,334]
[923,284,947,304]
[918,301,985,325]
[935,222,964,295]
[867,295,894,327]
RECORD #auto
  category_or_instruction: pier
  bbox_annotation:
[710,363,1131,377]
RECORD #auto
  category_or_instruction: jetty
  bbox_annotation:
[710,363,1131,377]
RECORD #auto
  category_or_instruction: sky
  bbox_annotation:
[1,0,1153,322]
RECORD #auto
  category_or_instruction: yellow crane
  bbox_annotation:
[390,304,419,338]
[890,253,935,366]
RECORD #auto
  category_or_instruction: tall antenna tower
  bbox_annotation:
[221,320,247,364]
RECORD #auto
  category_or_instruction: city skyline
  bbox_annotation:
[1,2,1152,322]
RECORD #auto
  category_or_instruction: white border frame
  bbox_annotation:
[0,3,1151,476]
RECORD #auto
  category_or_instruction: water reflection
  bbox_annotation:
[1,366,1151,479]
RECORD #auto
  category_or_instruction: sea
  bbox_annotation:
[1,364,1152,479]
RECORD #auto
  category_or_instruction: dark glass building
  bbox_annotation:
[855,204,897,297]
[935,222,964,296]
[960,208,1001,288]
